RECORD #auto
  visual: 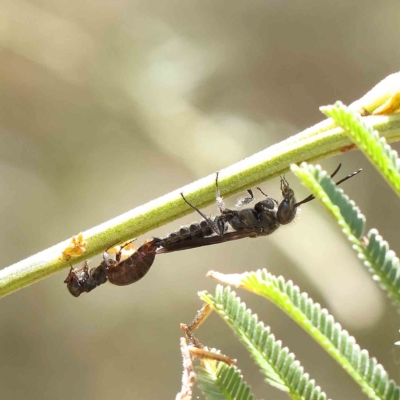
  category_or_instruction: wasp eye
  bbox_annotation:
[277,200,296,225]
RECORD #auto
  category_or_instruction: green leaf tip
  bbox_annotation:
[321,101,400,197]
[291,163,365,239]
[362,228,400,308]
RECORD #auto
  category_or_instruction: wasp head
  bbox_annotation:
[277,176,297,225]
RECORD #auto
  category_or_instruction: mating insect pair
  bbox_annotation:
[65,164,361,297]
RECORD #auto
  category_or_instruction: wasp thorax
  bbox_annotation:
[254,198,276,213]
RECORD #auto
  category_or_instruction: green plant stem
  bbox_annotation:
[1,114,400,298]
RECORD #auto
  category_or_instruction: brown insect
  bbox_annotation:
[65,239,160,297]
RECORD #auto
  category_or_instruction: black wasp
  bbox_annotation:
[65,164,361,297]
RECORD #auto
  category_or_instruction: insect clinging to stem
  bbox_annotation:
[65,164,361,297]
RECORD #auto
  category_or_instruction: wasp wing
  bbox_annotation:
[156,229,260,254]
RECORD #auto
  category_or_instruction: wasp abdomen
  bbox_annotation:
[107,239,160,286]
[161,220,214,248]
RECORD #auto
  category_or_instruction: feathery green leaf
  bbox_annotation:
[291,163,400,311]
[207,271,400,400]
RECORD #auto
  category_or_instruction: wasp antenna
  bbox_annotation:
[330,163,342,179]
[334,168,362,186]
[294,165,361,208]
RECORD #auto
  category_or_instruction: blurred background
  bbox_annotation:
[1,1,400,399]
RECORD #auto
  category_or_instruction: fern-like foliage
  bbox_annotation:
[291,163,400,309]
[200,286,329,400]
[247,270,400,400]
[196,362,256,400]
[206,271,400,400]
[321,101,400,197]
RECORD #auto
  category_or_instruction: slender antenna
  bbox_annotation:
[294,164,362,208]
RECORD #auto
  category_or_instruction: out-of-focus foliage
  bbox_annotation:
[1,1,400,399]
